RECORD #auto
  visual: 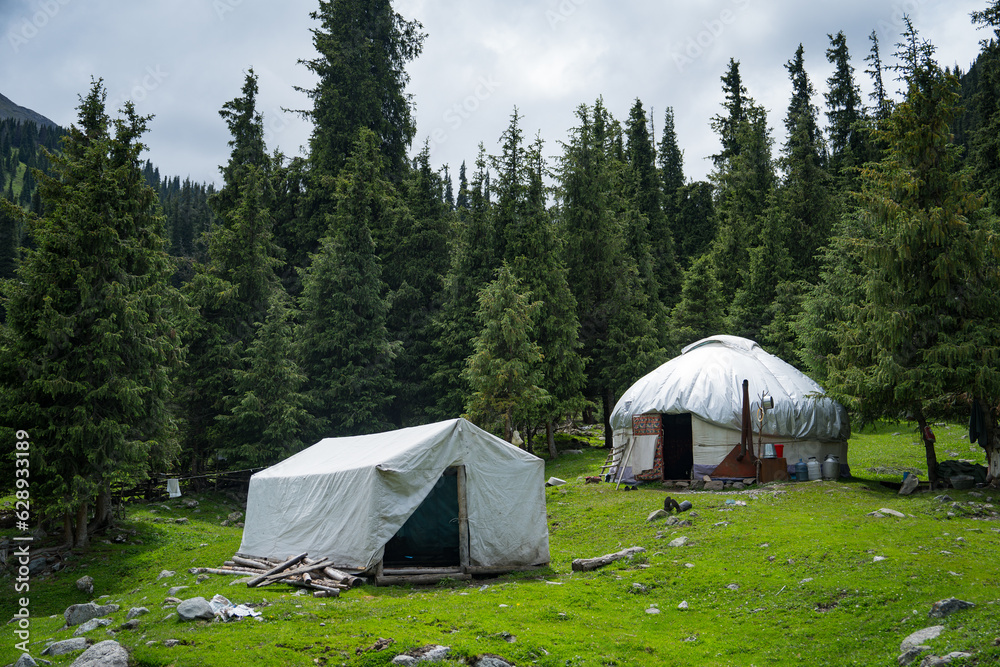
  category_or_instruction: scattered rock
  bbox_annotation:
[646,509,669,522]
[75,575,95,596]
[391,644,451,665]
[157,570,175,580]
[117,619,140,631]
[167,586,189,596]
[196,573,210,583]
[928,597,975,618]
[474,655,515,667]
[126,607,149,620]
[704,480,725,491]
[64,602,120,627]
[183,499,199,508]
[163,639,181,647]
[917,652,973,666]
[645,607,660,614]
[877,508,906,518]
[725,583,740,590]
[678,600,689,609]
[162,597,182,606]
[227,511,243,522]
[934,495,953,503]
[13,654,38,667]
[175,517,190,524]
[72,618,112,636]
[69,639,128,667]
[667,536,688,547]
[176,596,215,621]
[901,626,945,652]
[898,645,930,666]
[42,637,89,656]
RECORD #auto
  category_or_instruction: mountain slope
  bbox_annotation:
[0,92,58,128]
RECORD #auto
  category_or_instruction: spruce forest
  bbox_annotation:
[3,1,1000,547]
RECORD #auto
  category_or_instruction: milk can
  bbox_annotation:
[806,456,821,481]
[821,454,840,481]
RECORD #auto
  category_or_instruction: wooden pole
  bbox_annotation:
[246,552,308,587]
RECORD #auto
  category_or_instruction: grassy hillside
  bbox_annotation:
[2,423,997,666]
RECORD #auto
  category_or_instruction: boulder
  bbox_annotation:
[157,570,175,580]
[13,654,38,667]
[901,626,945,652]
[897,645,929,666]
[118,619,141,631]
[667,536,689,547]
[72,617,112,636]
[64,602,119,627]
[474,656,515,667]
[167,586,189,596]
[704,480,725,491]
[928,597,975,618]
[899,474,920,496]
[646,509,669,522]
[41,637,89,656]
[69,639,129,667]
[125,606,149,620]
[176,596,215,621]
[75,575,95,596]
[391,645,451,665]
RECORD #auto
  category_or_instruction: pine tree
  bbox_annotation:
[971,2,1000,215]
[828,22,1000,485]
[462,262,546,443]
[671,181,716,267]
[710,58,748,167]
[825,31,867,177]
[0,80,181,546]
[213,69,269,220]
[298,128,398,437]
[668,254,726,354]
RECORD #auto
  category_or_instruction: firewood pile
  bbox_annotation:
[189,552,363,598]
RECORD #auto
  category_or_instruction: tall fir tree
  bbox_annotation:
[298,128,399,437]
[971,2,1000,215]
[825,31,867,179]
[0,80,181,546]
[710,58,748,167]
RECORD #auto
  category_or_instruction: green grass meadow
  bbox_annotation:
[2,422,998,666]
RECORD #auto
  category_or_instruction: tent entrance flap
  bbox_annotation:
[383,466,464,568]
[661,413,693,479]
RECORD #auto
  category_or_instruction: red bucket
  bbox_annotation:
[774,444,784,458]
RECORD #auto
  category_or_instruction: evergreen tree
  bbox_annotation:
[298,128,398,437]
[462,262,546,443]
[825,31,867,177]
[827,22,1000,485]
[710,58,748,167]
[668,254,726,354]
[213,69,269,220]
[298,0,425,180]
[971,2,1000,215]
[658,106,685,205]
[671,181,716,267]
[0,80,181,546]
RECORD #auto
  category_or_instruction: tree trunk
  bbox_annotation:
[546,419,558,460]
[93,484,111,531]
[75,502,89,549]
[914,406,939,488]
[504,408,513,443]
[602,387,615,449]
[63,511,74,547]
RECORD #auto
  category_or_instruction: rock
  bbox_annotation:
[725,583,740,590]
[667,536,689,547]
[704,480,725,491]
[13,654,38,667]
[196,573,210,583]
[732,482,745,490]
[901,626,945,652]
[646,509,669,522]
[917,653,973,666]
[475,656,515,667]
[645,607,660,614]
[898,645,930,666]
[28,557,48,575]
[72,617,112,636]
[118,619,140,631]
[126,607,149,620]
[878,508,906,518]
[42,637,89,656]
[157,570,175,580]
[928,597,975,618]
[175,517,190,524]
[75,575,95,596]
[678,600,689,609]
[64,602,120,627]
[162,596,182,606]
[227,511,243,522]
[934,495,953,503]
[392,644,451,665]
[167,586,189,596]
[183,499,199,508]
[69,639,128,667]
[900,474,920,496]
[163,639,181,647]
[176,596,215,621]
[545,477,567,487]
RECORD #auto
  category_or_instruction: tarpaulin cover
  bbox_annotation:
[610,335,850,442]
[238,418,550,571]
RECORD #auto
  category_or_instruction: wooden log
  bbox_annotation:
[288,580,341,596]
[375,573,472,586]
[258,558,332,585]
[232,555,270,570]
[381,567,464,576]
[322,567,362,588]
[189,567,261,576]
[246,552,308,587]
[571,546,646,572]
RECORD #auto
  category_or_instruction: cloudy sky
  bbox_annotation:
[1,0,987,187]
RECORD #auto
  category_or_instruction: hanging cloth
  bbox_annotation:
[166,478,182,498]
[969,399,987,446]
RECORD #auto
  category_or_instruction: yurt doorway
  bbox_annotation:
[661,413,694,480]
[383,466,468,568]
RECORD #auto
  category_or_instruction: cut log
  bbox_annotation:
[375,573,472,586]
[189,567,262,576]
[258,558,333,585]
[571,546,646,572]
[232,555,270,570]
[246,552,308,587]
[288,580,341,596]
[322,567,362,588]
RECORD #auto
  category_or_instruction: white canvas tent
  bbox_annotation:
[238,418,550,575]
[609,335,851,480]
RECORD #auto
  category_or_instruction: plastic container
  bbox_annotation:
[821,454,840,480]
[774,443,784,458]
[795,459,808,482]
[807,456,821,481]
